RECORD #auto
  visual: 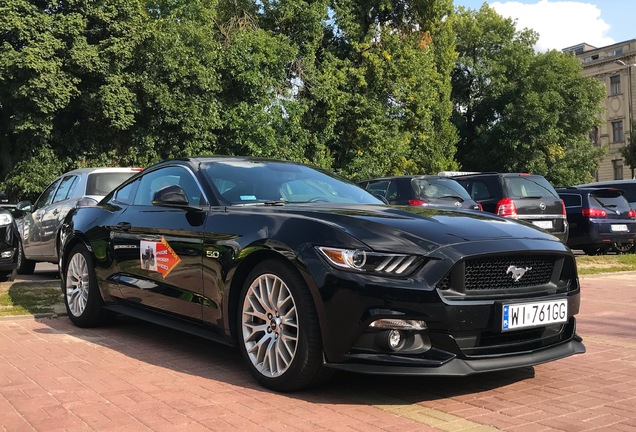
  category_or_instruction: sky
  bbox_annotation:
[452,0,634,52]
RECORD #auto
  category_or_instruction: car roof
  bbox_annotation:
[556,186,624,193]
[577,180,636,187]
[452,172,543,178]
[358,175,446,182]
[61,167,143,175]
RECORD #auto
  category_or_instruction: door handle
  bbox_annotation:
[114,222,132,231]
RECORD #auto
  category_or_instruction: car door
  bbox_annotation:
[111,165,208,321]
[21,178,62,259]
[39,174,80,260]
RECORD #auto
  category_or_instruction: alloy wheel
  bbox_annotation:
[241,273,299,378]
[65,252,90,317]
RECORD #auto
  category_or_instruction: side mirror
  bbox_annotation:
[16,200,33,212]
[152,185,189,207]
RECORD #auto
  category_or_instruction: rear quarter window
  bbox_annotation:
[560,194,582,208]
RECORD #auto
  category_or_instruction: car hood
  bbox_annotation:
[237,203,562,254]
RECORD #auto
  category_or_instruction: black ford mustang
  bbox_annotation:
[59,157,585,391]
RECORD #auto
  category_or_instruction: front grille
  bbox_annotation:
[465,256,553,291]
[437,254,569,299]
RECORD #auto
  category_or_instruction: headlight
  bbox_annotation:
[0,212,13,226]
[317,247,423,276]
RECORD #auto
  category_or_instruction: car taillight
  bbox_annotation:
[582,208,607,217]
[408,199,429,206]
[561,200,566,217]
[477,202,483,211]
[628,209,636,218]
[496,198,517,217]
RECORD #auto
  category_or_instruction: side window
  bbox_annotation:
[386,181,398,201]
[366,180,390,198]
[561,194,581,208]
[113,180,139,205]
[52,176,79,204]
[133,166,205,206]
[34,179,62,210]
[471,181,492,201]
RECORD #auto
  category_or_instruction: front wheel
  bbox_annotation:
[16,240,36,275]
[64,244,111,327]
[238,259,331,392]
[0,270,16,282]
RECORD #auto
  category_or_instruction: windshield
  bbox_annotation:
[202,160,383,205]
[411,178,472,200]
[87,172,137,196]
[503,176,559,199]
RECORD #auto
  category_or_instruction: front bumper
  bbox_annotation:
[327,334,585,375]
[299,238,583,375]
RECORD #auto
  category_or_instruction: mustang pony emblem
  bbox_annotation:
[506,265,532,282]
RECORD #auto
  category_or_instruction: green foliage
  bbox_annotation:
[620,122,636,178]
[451,4,605,186]
[0,0,608,199]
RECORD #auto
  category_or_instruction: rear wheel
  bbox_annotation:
[64,244,111,327]
[612,242,636,254]
[238,259,331,392]
[16,240,36,275]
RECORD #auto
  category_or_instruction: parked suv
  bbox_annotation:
[575,180,636,253]
[15,167,142,274]
[358,175,482,210]
[556,187,636,255]
[452,173,568,241]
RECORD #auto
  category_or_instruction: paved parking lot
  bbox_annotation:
[1,273,635,432]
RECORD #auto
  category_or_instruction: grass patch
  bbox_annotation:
[575,253,636,275]
[0,283,63,316]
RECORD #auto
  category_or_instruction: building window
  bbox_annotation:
[612,120,624,142]
[588,127,599,146]
[610,75,621,95]
[613,159,624,180]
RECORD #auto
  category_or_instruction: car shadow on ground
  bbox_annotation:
[33,314,534,405]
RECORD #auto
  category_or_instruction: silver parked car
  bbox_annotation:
[15,167,142,274]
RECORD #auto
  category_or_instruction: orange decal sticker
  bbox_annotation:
[140,236,182,278]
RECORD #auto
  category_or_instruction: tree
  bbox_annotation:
[620,122,636,179]
[451,4,606,186]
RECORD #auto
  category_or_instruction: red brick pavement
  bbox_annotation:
[1,273,635,431]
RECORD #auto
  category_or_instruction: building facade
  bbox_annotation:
[564,40,636,181]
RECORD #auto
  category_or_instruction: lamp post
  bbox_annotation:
[615,60,636,177]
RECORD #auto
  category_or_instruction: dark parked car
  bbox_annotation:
[576,180,636,253]
[358,175,482,210]
[0,208,19,282]
[452,173,568,242]
[557,187,636,255]
[60,157,584,391]
[16,167,142,274]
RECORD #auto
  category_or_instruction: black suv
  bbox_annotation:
[358,175,482,210]
[452,173,568,241]
[556,187,636,255]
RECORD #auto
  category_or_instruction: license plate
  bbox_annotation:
[532,220,553,229]
[611,224,628,232]
[502,299,568,331]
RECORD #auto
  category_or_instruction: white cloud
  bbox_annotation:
[490,0,615,51]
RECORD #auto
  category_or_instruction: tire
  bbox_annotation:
[64,244,111,327]
[0,269,16,282]
[582,246,609,256]
[238,259,331,392]
[16,240,36,275]
[612,242,636,254]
